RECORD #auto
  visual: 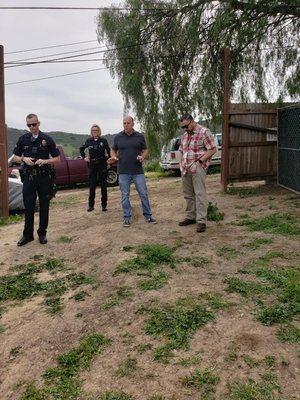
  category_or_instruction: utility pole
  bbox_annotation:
[221,47,230,192]
[0,44,9,218]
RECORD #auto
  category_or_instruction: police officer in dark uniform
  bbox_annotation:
[80,124,110,212]
[13,113,60,246]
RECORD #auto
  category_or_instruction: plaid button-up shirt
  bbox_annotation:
[179,124,216,175]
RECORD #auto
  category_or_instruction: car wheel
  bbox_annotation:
[107,167,119,187]
[173,169,181,177]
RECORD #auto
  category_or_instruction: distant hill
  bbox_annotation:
[7,128,117,157]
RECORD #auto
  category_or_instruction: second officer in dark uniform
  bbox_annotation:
[80,124,110,212]
[13,113,60,246]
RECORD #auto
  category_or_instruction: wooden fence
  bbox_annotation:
[221,103,278,190]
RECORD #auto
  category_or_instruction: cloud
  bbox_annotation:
[0,0,137,134]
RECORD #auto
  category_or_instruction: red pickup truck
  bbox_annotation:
[9,145,118,187]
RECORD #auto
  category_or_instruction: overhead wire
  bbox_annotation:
[5,39,98,55]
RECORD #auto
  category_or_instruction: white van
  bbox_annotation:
[160,133,222,174]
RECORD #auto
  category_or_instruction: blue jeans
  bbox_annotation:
[118,174,152,220]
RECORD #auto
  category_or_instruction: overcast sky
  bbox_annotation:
[0,0,138,135]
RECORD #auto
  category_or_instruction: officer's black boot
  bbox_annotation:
[17,236,34,246]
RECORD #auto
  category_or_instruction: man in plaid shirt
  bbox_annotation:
[178,113,217,232]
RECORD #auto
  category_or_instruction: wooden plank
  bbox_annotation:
[229,110,277,115]
[229,141,277,147]
[221,48,230,191]
[229,122,277,133]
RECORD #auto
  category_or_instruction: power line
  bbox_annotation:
[5,40,98,55]
[5,67,108,85]
[6,46,105,63]
[0,6,171,11]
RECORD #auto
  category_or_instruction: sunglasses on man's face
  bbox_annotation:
[181,123,190,130]
[27,123,38,128]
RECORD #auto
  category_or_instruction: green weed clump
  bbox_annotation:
[225,277,269,297]
[228,372,281,400]
[207,202,224,222]
[116,357,138,377]
[181,368,219,398]
[0,258,93,315]
[237,213,300,237]
[114,244,175,291]
[143,160,164,173]
[243,237,274,250]
[216,245,239,260]
[143,293,228,363]
[57,235,73,243]
[276,324,300,344]
[226,186,258,198]
[20,333,110,400]
[99,392,133,400]
[0,214,23,227]
[102,286,133,310]
[225,264,299,328]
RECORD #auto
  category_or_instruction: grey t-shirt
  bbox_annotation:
[113,130,147,174]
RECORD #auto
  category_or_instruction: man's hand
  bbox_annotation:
[23,157,35,166]
[35,158,48,166]
[84,156,90,162]
[107,156,118,165]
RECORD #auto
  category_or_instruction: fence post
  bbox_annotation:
[221,48,230,192]
[0,44,9,218]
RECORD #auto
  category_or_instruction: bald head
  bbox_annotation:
[123,115,134,134]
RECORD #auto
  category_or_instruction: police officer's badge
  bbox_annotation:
[42,139,47,147]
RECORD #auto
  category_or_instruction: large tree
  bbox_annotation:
[97,0,300,153]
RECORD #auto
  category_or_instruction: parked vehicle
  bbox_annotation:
[8,146,119,187]
[160,133,222,174]
[8,170,24,211]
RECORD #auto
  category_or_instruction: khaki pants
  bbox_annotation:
[182,164,207,223]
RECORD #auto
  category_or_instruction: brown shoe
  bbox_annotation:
[196,223,206,232]
[178,218,196,226]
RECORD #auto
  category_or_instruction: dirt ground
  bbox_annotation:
[0,173,299,400]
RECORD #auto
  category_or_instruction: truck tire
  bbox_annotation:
[107,166,119,187]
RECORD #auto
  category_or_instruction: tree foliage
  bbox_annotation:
[97,0,300,153]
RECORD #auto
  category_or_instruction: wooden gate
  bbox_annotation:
[221,103,278,190]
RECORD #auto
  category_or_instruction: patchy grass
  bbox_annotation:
[226,187,258,198]
[0,214,23,227]
[237,213,300,237]
[207,202,224,222]
[225,263,300,328]
[225,277,269,297]
[0,324,5,334]
[216,245,239,260]
[98,392,134,400]
[116,357,138,377]
[71,290,89,302]
[20,333,110,400]
[114,244,176,292]
[138,271,168,291]
[53,195,81,206]
[228,372,281,400]
[181,368,220,398]
[56,235,73,243]
[142,293,229,363]
[243,237,274,250]
[176,352,202,367]
[0,259,93,315]
[102,286,133,310]
[114,244,175,275]
[243,355,259,368]
[135,343,152,354]
[276,324,300,344]
[250,251,286,268]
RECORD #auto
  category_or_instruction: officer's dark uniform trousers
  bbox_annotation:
[23,168,52,238]
[88,160,108,209]
[14,131,60,239]
[80,137,110,210]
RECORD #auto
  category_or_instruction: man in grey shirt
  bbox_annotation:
[108,116,156,227]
